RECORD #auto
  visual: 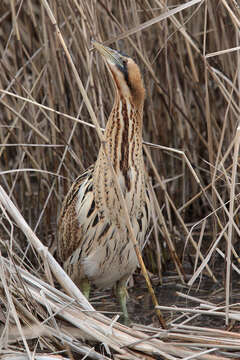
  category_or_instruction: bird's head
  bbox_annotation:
[92,40,145,107]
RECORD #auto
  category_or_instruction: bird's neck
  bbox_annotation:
[104,95,144,174]
[93,94,145,218]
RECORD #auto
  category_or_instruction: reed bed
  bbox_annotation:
[0,0,240,358]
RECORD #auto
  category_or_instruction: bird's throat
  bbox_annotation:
[105,97,143,176]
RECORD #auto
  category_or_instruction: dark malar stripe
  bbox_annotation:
[130,109,135,141]
[120,99,131,191]
[113,106,121,170]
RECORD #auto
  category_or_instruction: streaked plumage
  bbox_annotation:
[58,41,151,321]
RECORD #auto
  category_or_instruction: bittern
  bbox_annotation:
[58,40,150,322]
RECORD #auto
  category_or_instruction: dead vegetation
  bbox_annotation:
[0,0,240,359]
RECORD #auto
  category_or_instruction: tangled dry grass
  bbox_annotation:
[1,0,240,359]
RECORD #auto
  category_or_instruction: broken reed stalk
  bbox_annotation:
[0,248,226,359]
[0,185,93,311]
[156,304,240,322]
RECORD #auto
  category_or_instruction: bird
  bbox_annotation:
[58,40,151,322]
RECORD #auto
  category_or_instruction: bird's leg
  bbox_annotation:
[80,278,91,299]
[115,279,129,324]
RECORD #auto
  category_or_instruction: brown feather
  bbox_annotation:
[57,42,151,316]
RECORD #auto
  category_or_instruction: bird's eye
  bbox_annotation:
[122,59,127,67]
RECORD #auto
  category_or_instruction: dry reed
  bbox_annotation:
[1,0,240,358]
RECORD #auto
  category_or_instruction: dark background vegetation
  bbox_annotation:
[1,0,239,267]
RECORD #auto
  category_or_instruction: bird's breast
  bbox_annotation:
[93,158,145,228]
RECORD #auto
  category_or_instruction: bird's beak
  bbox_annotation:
[92,40,124,70]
